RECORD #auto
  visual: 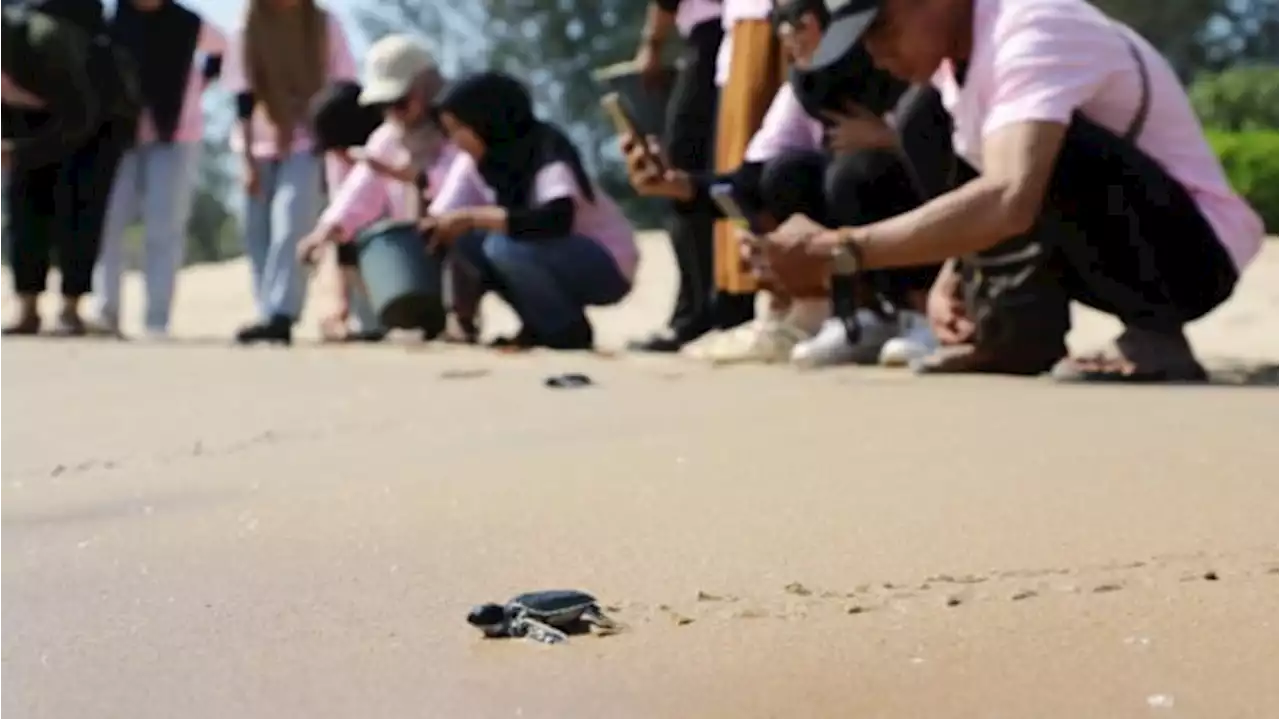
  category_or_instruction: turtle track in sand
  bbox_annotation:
[593,546,1278,629]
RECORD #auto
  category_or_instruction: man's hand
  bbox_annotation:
[621,133,692,200]
[925,261,974,345]
[759,214,841,294]
[821,101,897,154]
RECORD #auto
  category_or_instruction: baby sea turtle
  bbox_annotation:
[467,589,620,645]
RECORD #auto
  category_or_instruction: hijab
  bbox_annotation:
[242,0,328,150]
[433,71,595,208]
[110,0,201,142]
[309,80,382,151]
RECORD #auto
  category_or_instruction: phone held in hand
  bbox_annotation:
[601,92,666,174]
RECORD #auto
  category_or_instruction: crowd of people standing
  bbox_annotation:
[1,0,1266,382]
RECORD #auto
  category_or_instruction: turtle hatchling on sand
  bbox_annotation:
[467,590,620,644]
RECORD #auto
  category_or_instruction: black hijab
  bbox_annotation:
[110,0,201,142]
[433,72,596,208]
[309,80,383,151]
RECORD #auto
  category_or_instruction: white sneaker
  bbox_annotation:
[879,311,939,367]
[698,319,811,365]
[790,310,896,368]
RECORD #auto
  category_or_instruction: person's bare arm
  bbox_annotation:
[640,1,676,49]
[844,119,1068,268]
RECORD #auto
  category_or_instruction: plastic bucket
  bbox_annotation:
[354,219,446,335]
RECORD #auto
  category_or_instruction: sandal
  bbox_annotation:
[1050,328,1208,384]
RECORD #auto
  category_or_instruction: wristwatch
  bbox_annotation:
[829,232,863,276]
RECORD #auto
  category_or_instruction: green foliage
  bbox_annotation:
[1190,67,1279,132]
[1208,131,1279,233]
[1092,0,1278,79]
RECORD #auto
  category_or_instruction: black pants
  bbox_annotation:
[888,89,1239,353]
[8,119,129,298]
[664,20,754,335]
[758,149,940,307]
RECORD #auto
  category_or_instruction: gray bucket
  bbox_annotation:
[354,219,446,335]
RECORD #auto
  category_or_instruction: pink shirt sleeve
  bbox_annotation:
[532,162,584,204]
[979,7,1119,138]
[428,153,493,214]
[744,85,824,162]
[319,125,405,241]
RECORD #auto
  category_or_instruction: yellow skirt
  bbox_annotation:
[713,19,787,294]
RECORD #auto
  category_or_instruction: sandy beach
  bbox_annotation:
[3,235,1277,718]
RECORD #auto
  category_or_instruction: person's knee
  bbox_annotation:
[759,151,826,220]
[823,150,919,225]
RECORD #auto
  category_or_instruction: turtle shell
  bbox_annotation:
[509,590,598,626]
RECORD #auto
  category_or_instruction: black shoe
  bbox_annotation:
[236,315,293,345]
[628,329,685,353]
[2,315,41,336]
[542,321,594,351]
[490,327,540,350]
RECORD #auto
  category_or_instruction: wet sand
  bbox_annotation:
[3,237,1277,718]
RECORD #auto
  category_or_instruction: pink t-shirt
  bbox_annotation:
[676,0,722,36]
[136,22,227,145]
[320,122,462,241]
[1,72,46,109]
[715,0,772,86]
[743,84,824,162]
[223,14,357,159]
[933,0,1264,271]
[428,155,639,282]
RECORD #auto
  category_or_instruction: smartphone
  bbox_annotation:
[601,92,665,172]
[709,183,759,235]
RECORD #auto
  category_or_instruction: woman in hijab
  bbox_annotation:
[224,0,356,345]
[94,0,226,339]
[426,72,637,350]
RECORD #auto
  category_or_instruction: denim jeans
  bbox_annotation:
[243,152,323,321]
[452,231,631,338]
[95,141,201,332]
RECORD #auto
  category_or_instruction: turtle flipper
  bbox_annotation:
[514,617,569,645]
[582,607,624,635]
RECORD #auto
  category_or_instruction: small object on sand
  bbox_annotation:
[1010,589,1038,601]
[783,582,813,597]
[1146,693,1175,709]
[945,595,963,607]
[467,589,619,644]
[1202,570,1219,581]
[544,373,593,389]
[1092,583,1124,594]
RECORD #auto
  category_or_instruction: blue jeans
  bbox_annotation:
[95,141,201,332]
[452,231,630,339]
[243,152,322,321]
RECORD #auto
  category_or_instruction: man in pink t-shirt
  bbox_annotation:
[760,0,1264,382]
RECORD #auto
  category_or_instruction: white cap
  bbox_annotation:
[358,35,436,106]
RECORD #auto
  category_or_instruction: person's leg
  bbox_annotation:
[94,146,142,331]
[1044,117,1237,381]
[455,231,621,349]
[892,85,955,200]
[54,121,129,334]
[633,19,723,352]
[139,141,201,335]
[263,151,322,320]
[242,159,278,321]
[238,152,321,344]
[4,160,58,333]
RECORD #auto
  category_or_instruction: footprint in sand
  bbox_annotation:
[439,368,490,380]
